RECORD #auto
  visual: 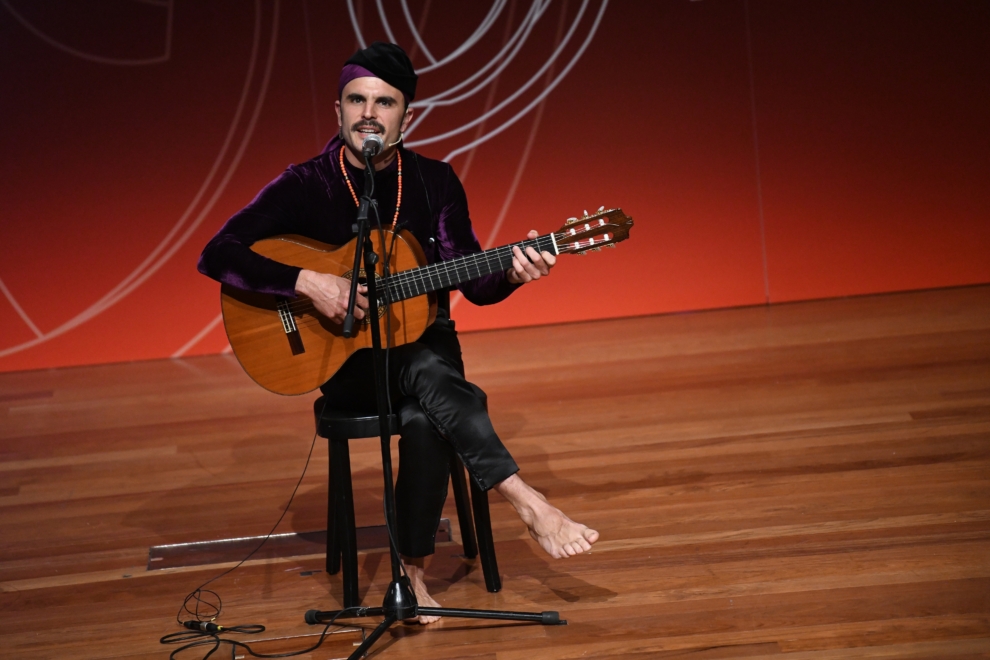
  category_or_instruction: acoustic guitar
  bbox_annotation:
[221,207,633,394]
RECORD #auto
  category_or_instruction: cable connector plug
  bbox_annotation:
[182,620,224,634]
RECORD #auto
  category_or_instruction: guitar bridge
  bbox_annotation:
[276,297,305,356]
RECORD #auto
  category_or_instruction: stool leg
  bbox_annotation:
[330,437,360,608]
[469,479,502,593]
[448,454,478,559]
[326,444,340,575]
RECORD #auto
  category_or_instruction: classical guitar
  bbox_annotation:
[221,207,633,395]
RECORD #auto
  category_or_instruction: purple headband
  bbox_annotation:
[338,63,408,104]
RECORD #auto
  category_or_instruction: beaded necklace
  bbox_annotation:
[339,145,403,229]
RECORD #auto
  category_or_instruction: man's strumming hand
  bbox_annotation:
[295,269,368,324]
[507,230,556,284]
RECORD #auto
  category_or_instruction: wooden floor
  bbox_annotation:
[2,286,989,659]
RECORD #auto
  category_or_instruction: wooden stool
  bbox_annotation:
[314,397,502,608]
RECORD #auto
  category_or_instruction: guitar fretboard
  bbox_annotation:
[385,235,556,302]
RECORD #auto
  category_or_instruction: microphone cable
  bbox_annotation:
[168,397,335,656]
[160,607,358,660]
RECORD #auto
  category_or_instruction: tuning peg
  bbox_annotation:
[591,247,601,252]
[597,205,605,212]
[583,209,589,218]
[565,217,579,225]
[606,243,617,248]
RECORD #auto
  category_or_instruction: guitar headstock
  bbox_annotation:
[554,207,633,254]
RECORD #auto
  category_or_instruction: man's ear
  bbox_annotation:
[334,100,342,127]
[401,106,414,133]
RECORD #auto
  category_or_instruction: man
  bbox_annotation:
[198,42,598,623]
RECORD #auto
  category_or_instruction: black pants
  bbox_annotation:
[320,313,519,557]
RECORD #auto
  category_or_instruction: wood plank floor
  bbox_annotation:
[2,286,989,659]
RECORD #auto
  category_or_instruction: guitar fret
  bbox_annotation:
[383,234,559,302]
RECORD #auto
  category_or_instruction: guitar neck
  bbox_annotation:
[385,234,557,303]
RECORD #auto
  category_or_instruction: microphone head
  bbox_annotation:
[361,134,384,157]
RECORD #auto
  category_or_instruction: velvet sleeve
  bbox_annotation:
[197,167,314,297]
[435,165,521,306]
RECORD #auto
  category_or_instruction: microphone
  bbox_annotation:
[183,620,224,634]
[361,134,384,158]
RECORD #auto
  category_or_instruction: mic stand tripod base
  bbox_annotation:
[306,583,565,660]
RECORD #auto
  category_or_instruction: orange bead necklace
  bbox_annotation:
[339,145,402,229]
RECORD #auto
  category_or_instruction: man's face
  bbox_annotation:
[335,76,413,163]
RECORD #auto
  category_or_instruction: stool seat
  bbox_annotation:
[316,409,400,441]
[315,397,501,608]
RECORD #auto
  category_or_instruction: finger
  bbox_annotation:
[515,245,537,270]
[526,229,539,239]
[542,251,556,268]
[511,257,528,283]
[524,246,549,276]
[511,248,532,282]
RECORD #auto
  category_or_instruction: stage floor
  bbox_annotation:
[2,286,989,658]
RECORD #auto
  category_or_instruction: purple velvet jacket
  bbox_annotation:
[198,136,518,309]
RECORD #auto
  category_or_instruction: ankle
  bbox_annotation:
[495,474,541,511]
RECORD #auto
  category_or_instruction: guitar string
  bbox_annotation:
[279,237,549,313]
[280,242,545,315]
[276,236,614,329]
[276,241,600,331]
[278,239,605,319]
[278,229,620,314]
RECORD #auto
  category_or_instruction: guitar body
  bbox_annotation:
[220,230,436,395]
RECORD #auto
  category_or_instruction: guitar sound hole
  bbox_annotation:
[342,270,388,325]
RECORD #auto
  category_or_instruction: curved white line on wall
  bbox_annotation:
[0,276,43,338]
[399,0,438,65]
[0,0,174,66]
[351,0,513,78]
[442,0,607,161]
[374,0,401,47]
[403,2,545,142]
[346,0,367,49]
[83,2,281,315]
[0,0,277,360]
[410,0,597,147]
[411,0,548,107]
[412,0,549,107]
[172,313,224,358]
[83,2,266,316]
[403,0,508,74]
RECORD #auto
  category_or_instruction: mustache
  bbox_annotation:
[351,120,385,133]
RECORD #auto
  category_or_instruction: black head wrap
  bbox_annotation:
[344,41,418,103]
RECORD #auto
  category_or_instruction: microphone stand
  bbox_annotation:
[306,146,564,659]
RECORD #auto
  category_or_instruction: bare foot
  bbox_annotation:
[495,474,599,559]
[401,557,442,624]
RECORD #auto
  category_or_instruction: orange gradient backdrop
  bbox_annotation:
[1,0,988,374]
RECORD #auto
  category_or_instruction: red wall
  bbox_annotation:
[1,0,988,374]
